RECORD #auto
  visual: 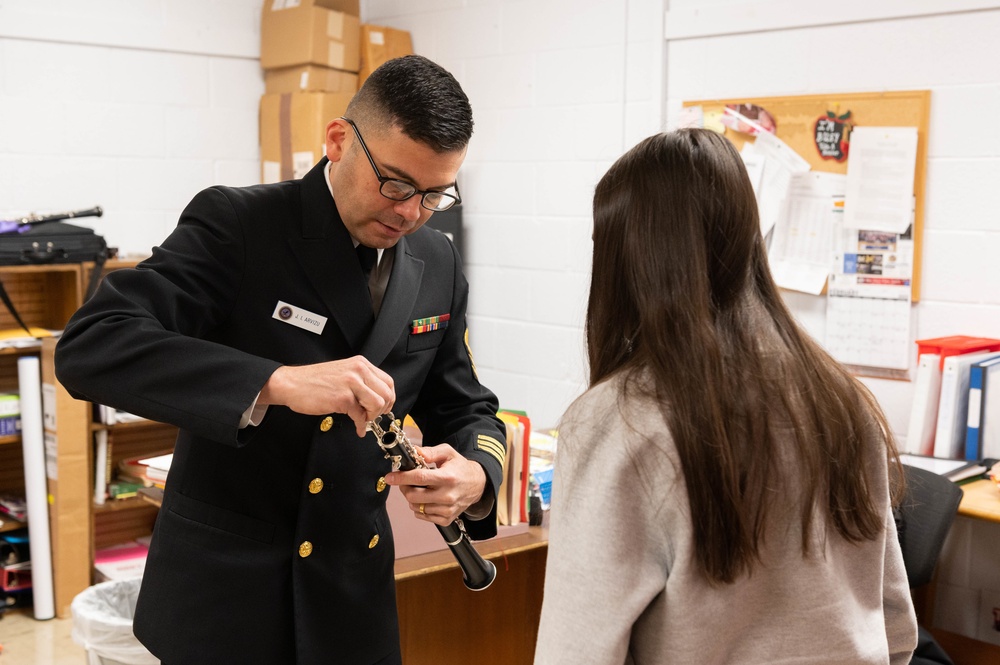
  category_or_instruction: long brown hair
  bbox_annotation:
[587,129,903,585]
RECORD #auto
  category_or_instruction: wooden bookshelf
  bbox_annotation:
[0,260,174,618]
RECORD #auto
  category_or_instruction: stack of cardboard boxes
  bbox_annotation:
[258,0,414,184]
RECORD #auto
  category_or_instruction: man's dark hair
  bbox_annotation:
[345,54,473,153]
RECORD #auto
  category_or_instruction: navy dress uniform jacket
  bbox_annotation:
[54,159,507,665]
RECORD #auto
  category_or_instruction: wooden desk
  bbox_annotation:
[394,527,547,665]
[957,478,1000,523]
[927,478,1000,664]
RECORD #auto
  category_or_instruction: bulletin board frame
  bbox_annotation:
[683,90,930,301]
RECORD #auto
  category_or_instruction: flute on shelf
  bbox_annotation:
[366,413,497,591]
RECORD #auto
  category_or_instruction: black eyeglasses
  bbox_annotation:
[341,117,461,212]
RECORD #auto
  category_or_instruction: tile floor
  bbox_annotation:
[0,609,87,665]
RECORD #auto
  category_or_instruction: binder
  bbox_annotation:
[497,413,523,526]
[965,355,1000,460]
[93,430,110,506]
[906,353,941,455]
[933,351,1000,459]
[498,409,532,523]
[981,359,1000,460]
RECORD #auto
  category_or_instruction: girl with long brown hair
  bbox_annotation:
[534,129,917,664]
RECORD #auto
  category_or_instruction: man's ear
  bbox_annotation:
[325,118,349,163]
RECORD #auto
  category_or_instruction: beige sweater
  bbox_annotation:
[534,374,917,665]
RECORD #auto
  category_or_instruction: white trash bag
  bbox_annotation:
[71,578,160,665]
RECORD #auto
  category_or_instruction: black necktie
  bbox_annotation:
[356,244,377,282]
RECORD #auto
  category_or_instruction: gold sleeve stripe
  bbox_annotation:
[464,328,479,380]
[477,438,504,461]
[476,435,505,465]
[478,444,504,467]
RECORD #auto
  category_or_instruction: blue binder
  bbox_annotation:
[965,355,1000,460]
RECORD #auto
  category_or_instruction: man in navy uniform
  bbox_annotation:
[55,55,506,665]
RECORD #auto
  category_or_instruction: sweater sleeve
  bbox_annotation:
[533,391,668,665]
[883,496,919,664]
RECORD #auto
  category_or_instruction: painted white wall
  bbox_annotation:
[363,0,666,426]
[0,1,265,257]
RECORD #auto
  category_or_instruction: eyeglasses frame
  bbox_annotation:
[340,117,462,212]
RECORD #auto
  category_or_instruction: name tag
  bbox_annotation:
[272,301,327,335]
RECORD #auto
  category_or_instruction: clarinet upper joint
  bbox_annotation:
[365,412,426,471]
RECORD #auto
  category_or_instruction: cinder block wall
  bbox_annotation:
[0,1,265,256]
[363,0,667,426]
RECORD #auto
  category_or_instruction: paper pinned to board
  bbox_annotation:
[767,171,845,294]
[741,131,811,237]
[844,126,918,234]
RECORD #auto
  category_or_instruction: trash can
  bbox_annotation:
[70,578,160,665]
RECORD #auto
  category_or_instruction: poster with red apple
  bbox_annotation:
[814,111,854,162]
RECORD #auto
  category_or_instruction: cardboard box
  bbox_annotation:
[359,24,414,85]
[312,0,359,12]
[265,0,359,11]
[41,337,92,618]
[265,64,359,95]
[261,0,361,71]
[260,91,354,183]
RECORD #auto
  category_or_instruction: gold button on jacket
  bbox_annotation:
[368,535,379,549]
[376,477,386,493]
[298,541,313,558]
[308,478,324,494]
[319,416,333,432]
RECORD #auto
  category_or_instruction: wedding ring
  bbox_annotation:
[419,503,426,515]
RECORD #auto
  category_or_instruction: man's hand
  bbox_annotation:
[259,356,395,436]
[385,444,486,526]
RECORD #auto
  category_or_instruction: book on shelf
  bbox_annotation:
[137,453,172,482]
[93,540,149,583]
[0,392,20,437]
[0,495,27,522]
[1,560,31,592]
[95,404,148,426]
[0,327,60,351]
[117,451,173,489]
[93,429,110,505]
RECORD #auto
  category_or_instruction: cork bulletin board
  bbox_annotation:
[683,90,930,301]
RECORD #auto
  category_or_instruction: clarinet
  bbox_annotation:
[366,413,497,591]
[0,206,103,234]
